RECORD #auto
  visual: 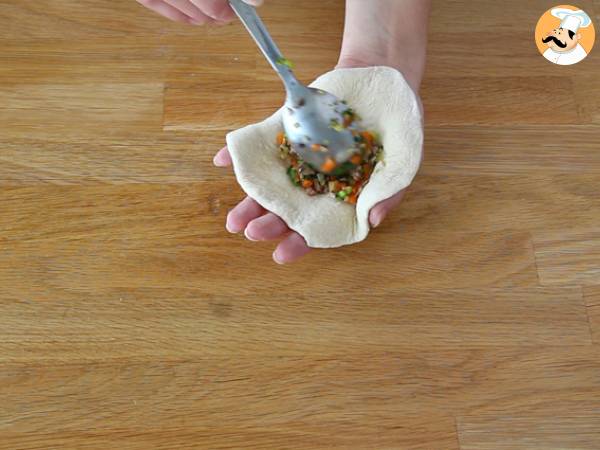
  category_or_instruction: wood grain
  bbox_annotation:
[594,0,600,25]
[0,184,538,296]
[586,286,600,307]
[423,125,600,175]
[1,0,600,448]
[573,75,600,124]
[427,0,600,78]
[421,76,580,125]
[1,348,600,431]
[164,78,282,131]
[457,415,600,450]
[0,287,590,362]
[534,231,600,286]
[0,83,164,139]
[0,38,257,85]
[429,0,597,33]
[585,286,600,344]
[395,173,600,234]
[0,132,226,185]
[0,423,458,450]
[426,32,600,77]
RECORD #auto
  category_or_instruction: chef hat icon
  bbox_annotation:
[551,8,592,33]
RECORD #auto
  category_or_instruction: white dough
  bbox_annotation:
[225,66,423,248]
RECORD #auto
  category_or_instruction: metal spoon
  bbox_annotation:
[229,0,357,173]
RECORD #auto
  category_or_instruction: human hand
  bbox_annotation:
[217,0,429,264]
[214,61,417,265]
[136,0,263,25]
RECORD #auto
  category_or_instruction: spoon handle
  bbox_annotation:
[228,0,300,90]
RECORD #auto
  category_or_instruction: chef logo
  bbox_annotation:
[535,5,595,65]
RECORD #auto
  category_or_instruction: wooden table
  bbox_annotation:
[1,1,600,448]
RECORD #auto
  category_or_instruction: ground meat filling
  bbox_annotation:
[277,109,383,205]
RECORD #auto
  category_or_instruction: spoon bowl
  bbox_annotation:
[229,0,360,173]
[282,86,357,171]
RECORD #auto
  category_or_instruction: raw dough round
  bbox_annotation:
[225,66,423,248]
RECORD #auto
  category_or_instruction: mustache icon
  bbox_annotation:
[542,35,567,48]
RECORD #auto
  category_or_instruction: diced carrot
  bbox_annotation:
[276,132,285,145]
[321,157,337,172]
[350,154,362,165]
[361,131,374,147]
[348,193,358,204]
[302,179,313,188]
[311,144,321,152]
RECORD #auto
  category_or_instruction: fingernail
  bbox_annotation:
[273,252,285,265]
[225,217,237,234]
[213,154,225,167]
[244,227,258,241]
[370,213,383,228]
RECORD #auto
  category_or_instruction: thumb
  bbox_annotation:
[369,189,406,228]
[242,0,263,5]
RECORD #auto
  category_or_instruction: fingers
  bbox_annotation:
[244,212,288,241]
[273,232,311,264]
[137,0,241,24]
[243,213,311,264]
[189,0,236,22]
[197,0,263,22]
[213,146,232,167]
[136,0,197,23]
[163,0,212,24]
[240,188,406,263]
[369,189,406,228]
[138,0,265,25]
[226,197,265,233]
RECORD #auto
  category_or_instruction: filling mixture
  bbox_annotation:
[277,109,383,204]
